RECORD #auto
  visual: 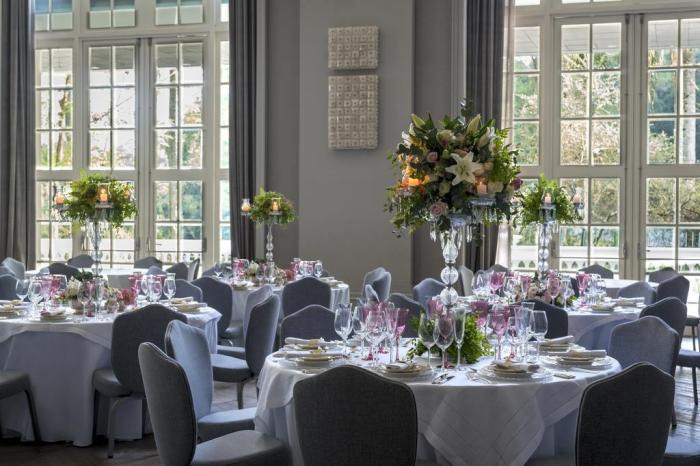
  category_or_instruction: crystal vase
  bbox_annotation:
[537,222,553,277]
[265,222,275,284]
[85,221,104,277]
[438,216,467,307]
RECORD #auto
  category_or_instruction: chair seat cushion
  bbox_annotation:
[217,345,245,359]
[93,368,131,398]
[677,349,700,368]
[525,456,574,466]
[664,437,700,465]
[197,407,256,442]
[0,371,30,399]
[687,316,700,326]
[221,321,243,340]
[211,354,251,383]
[191,429,288,466]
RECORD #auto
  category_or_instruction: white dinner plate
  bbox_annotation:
[478,365,551,382]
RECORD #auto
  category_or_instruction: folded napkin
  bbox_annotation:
[493,359,539,373]
[40,309,66,317]
[284,337,326,346]
[282,349,344,359]
[563,349,607,359]
[173,302,206,311]
[170,297,193,304]
[541,335,574,346]
[590,303,615,311]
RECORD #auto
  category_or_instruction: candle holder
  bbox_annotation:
[97,183,110,204]
[537,200,557,277]
[240,198,252,216]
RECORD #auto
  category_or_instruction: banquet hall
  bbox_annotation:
[1,0,700,464]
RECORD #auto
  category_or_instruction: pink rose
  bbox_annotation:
[429,201,448,218]
[511,177,523,190]
[427,151,439,163]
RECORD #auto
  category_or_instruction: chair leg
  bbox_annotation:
[672,407,677,429]
[141,398,148,436]
[693,326,697,351]
[106,397,128,458]
[693,367,698,406]
[92,391,100,442]
[24,390,41,442]
[236,382,244,409]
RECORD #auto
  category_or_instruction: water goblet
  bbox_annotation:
[314,261,324,279]
[352,305,367,358]
[365,310,386,366]
[15,278,30,303]
[78,281,93,320]
[383,305,398,362]
[334,304,353,356]
[472,270,489,299]
[530,310,548,362]
[487,308,507,360]
[164,275,177,305]
[418,313,436,370]
[149,280,163,303]
[394,308,409,363]
[28,280,43,318]
[560,279,573,311]
[547,276,560,304]
[433,311,455,371]
[489,272,505,300]
[453,306,467,371]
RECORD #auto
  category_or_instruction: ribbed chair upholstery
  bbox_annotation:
[293,365,421,466]
[649,267,678,284]
[146,265,166,276]
[458,266,474,296]
[524,299,568,339]
[192,277,235,342]
[1,257,25,279]
[217,285,273,359]
[280,304,337,343]
[187,259,200,281]
[0,274,18,300]
[366,271,391,303]
[640,298,687,348]
[211,294,280,409]
[134,256,162,269]
[173,279,203,302]
[67,254,94,268]
[47,262,81,280]
[281,276,331,317]
[361,267,387,300]
[617,281,657,305]
[412,278,445,308]
[138,343,289,466]
[579,263,614,279]
[166,262,189,280]
[164,321,255,441]
[388,293,423,338]
[656,275,690,303]
[488,264,509,274]
[0,371,40,442]
[609,316,679,376]
[92,304,186,457]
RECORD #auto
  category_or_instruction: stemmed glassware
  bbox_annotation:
[314,261,324,279]
[365,310,386,367]
[54,275,67,299]
[149,279,163,303]
[453,306,467,371]
[77,281,93,321]
[383,303,398,362]
[352,305,367,358]
[334,304,353,356]
[418,313,436,370]
[486,308,507,360]
[94,278,106,319]
[15,279,30,303]
[39,276,52,311]
[506,316,519,359]
[163,274,177,305]
[560,279,573,311]
[433,311,455,371]
[140,276,151,303]
[530,310,548,362]
[28,279,43,317]
[519,275,532,298]
[489,272,505,301]
[596,277,607,302]
[472,271,489,299]
[393,308,409,363]
[503,277,517,303]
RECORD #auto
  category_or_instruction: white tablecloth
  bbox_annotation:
[26,268,148,289]
[255,352,620,465]
[603,279,657,298]
[568,308,641,350]
[0,307,220,446]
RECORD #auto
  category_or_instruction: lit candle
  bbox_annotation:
[544,193,552,205]
[476,181,487,195]
[54,192,65,206]
[572,190,582,205]
[241,198,251,213]
[271,200,280,213]
[98,187,109,203]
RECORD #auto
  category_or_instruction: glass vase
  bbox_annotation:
[438,215,466,307]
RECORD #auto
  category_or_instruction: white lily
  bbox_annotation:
[478,127,495,147]
[466,115,481,134]
[445,152,483,186]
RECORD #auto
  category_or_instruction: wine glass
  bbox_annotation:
[15,278,30,303]
[487,309,507,360]
[507,316,519,359]
[365,310,386,366]
[352,305,367,358]
[560,279,573,311]
[94,278,106,320]
[433,311,454,371]
[304,262,314,277]
[596,277,607,302]
[314,261,324,279]
[473,270,489,299]
[394,308,409,363]
[77,281,93,320]
[163,275,177,305]
[54,274,67,299]
[140,275,151,303]
[503,277,517,303]
[418,313,436,370]
[334,304,353,356]
[453,306,467,371]
[383,304,398,362]
[519,275,532,298]
[150,280,163,303]
[530,310,548,362]
[255,264,265,284]
[39,276,52,311]
[489,272,505,300]
[547,277,560,304]
[28,280,43,318]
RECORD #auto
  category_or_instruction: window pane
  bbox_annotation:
[180,86,202,125]
[592,119,620,165]
[180,181,202,220]
[155,181,178,221]
[156,129,178,168]
[561,73,588,117]
[649,20,678,67]
[562,25,589,71]
[181,43,203,83]
[513,122,538,166]
[560,120,589,165]
[681,19,700,66]
[156,44,179,84]
[647,178,676,224]
[220,128,229,169]
[180,0,203,24]
[560,178,588,223]
[515,27,539,72]
[514,75,538,119]
[220,41,230,81]
[36,132,50,169]
[180,129,202,168]
[591,72,620,116]
[680,118,700,164]
[51,49,73,87]
[52,90,72,129]
[52,131,72,169]
[90,88,111,128]
[648,119,676,164]
[592,23,621,69]
[114,46,135,85]
[648,70,677,115]
[89,130,111,168]
[156,0,178,25]
[113,130,135,169]
[113,87,135,127]
[591,178,619,224]
[679,178,700,223]
[156,87,178,127]
[220,180,229,221]
[646,227,675,260]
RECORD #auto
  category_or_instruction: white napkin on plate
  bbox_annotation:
[281,349,344,359]
[563,349,607,358]
[492,359,539,373]
[284,337,326,346]
[541,335,574,346]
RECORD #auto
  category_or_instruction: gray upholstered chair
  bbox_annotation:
[579,263,614,279]
[488,264,509,274]
[67,254,94,268]
[164,321,255,441]
[678,345,700,405]
[458,266,473,296]
[134,256,162,269]
[656,275,690,303]
[0,370,40,442]
[524,299,568,339]
[388,293,423,338]
[47,262,81,280]
[92,304,187,457]
[193,277,235,343]
[649,267,678,284]
[412,278,445,308]
[281,276,331,317]
[138,342,289,466]
[165,262,188,280]
[146,265,166,276]
[217,285,273,359]
[173,279,203,302]
[361,267,387,300]
[280,304,337,343]
[663,437,700,465]
[211,294,280,408]
[1,257,25,279]
[640,298,687,347]
[366,271,391,303]
[0,274,18,300]
[617,281,657,305]
[187,258,200,281]
[201,265,217,277]
[293,365,420,466]
[609,316,679,376]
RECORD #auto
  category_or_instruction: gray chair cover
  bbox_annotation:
[201,266,216,277]
[146,265,166,276]
[1,257,25,279]
[576,363,674,466]
[187,259,200,281]
[579,263,614,279]
[617,281,656,305]
[367,271,391,303]
[649,267,678,284]
[657,275,690,304]
[244,294,281,376]
[413,278,445,308]
[640,297,687,346]
[173,279,203,302]
[0,370,40,441]
[243,284,273,342]
[280,304,337,343]
[67,254,94,268]
[281,276,331,317]
[193,277,234,337]
[293,365,418,466]
[388,293,423,338]
[47,262,81,280]
[488,264,509,274]
[166,262,189,280]
[134,256,162,269]
[609,316,679,376]
[524,299,569,339]
[459,266,474,296]
[0,274,18,300]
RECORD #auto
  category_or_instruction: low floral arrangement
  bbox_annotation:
[517,175,581,227]
[241,261,292,285]
[249,189,296,226]
[385,102,521,234]
[60,172,137,228]
[514,271,576,307]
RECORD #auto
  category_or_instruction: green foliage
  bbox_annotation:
[517,175,581,228]
[249,189,296,226]
[406,313,490,364]
[62,172,137,229]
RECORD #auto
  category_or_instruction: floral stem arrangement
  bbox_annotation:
[517,175,581,227]
[406,312,490,364]
[59,172,137,228]
[248,189,296,226]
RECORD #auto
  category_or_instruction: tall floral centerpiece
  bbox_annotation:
[54,173,137,277]
[386,103,521,306]
[241,189,296,283]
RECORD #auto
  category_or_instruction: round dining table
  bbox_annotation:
[0,306,220,446]
[255,350,620,465]
[567,304,643,350]
[26,268,148,289]
[603,279,657,298]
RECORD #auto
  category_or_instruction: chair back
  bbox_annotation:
[458,266,474,296]
[388,293,422,338]
[367,271,391,302]
[579,263,614,279]
[134,256,163,269]
[570,277,579,297]
[412,278,445,308]
[138,343,197,466]
[656,274,690,303]
[67,254,94,268]
[47,262,81,280]
[609,316,679,375]
[576,363,674,466]
[173,279,203,302]
[245,294,281,376]
[187,259,200,281]
[164,320,213,420]
[1,257,24,279]
[649,267,678,284]
[193,277,233,335]
[280,304,337,343]
[281,276,331,317]
[243,284,273,341]
[146,265,166,276]
[200,265,216,277]
[640,297,687,343]
[165,262,188,280]
[488,264,509,274]
[525,299,568,338]
[294,365,418,466]
[617,281,656,305]
[361,267,385,299]
[0,274,18,300]
[111,304,187,393]
[0,266,13,278]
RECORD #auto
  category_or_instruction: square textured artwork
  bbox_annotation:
[328,26,379,70]
[328,75,379,150]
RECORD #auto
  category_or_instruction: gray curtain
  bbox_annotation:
[464,0,506,272]
[229,0,256,259]
[0,0,35,268]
